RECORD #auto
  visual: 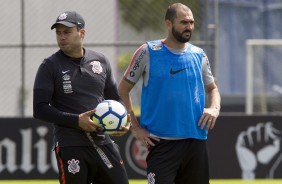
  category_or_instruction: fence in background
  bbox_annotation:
[2,0,282,117]
[0,0,213,117]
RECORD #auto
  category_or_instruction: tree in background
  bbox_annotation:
[118,0,202,72]
[119,0,200,36]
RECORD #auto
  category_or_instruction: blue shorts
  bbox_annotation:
[146,138,209,184]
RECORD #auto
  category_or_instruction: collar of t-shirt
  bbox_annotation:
[61,50,84,64]
[163,43,189,54]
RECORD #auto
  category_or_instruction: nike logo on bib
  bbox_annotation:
[170,68,186,75]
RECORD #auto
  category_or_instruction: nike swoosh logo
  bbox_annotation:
[62,70,70,74]
[170,68,186,75]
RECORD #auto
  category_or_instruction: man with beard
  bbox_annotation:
[118,3,221,184]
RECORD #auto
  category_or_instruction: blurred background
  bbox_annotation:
[1,0,282,117]
[0,0,282,181]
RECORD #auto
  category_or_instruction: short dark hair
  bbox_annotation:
[165,3,190,22]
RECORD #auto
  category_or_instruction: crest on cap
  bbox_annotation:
[51,11,85,30]
[58,13,68,21]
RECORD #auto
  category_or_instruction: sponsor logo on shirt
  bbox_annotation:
[62,71,73,93]
[130,49,146,77]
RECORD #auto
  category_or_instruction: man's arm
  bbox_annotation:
[206,82,221,111]
[118,77,159,147]
[118,78,140,129]
[198,82,221,130]
[33,63,101,132]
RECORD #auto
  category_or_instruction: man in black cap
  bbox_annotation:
[50,11,85,30]
[33,11,129,184]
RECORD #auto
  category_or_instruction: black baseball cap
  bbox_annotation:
[51,11,85,30]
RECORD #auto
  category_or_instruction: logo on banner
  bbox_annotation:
[125,134,148,176]
[235,122,282,179]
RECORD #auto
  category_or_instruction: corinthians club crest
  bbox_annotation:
[90,61,103,74]
[67,159,80,174]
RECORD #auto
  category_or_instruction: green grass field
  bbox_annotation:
[0,180,281,184]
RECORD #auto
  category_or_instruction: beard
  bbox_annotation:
[172,26,192,43]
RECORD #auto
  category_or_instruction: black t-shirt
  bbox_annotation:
[33,48,121,147]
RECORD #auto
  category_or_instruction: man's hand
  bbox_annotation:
[198,107,220,130]
[110,114,131,136]
[131,126,160,148]
[78,109,103,132]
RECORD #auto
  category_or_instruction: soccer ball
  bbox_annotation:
[92,100,128,134]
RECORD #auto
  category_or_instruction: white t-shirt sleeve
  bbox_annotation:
[202,53,215,85]
[123,44,150,86]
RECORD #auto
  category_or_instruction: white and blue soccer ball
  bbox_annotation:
[92,100,127,134]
